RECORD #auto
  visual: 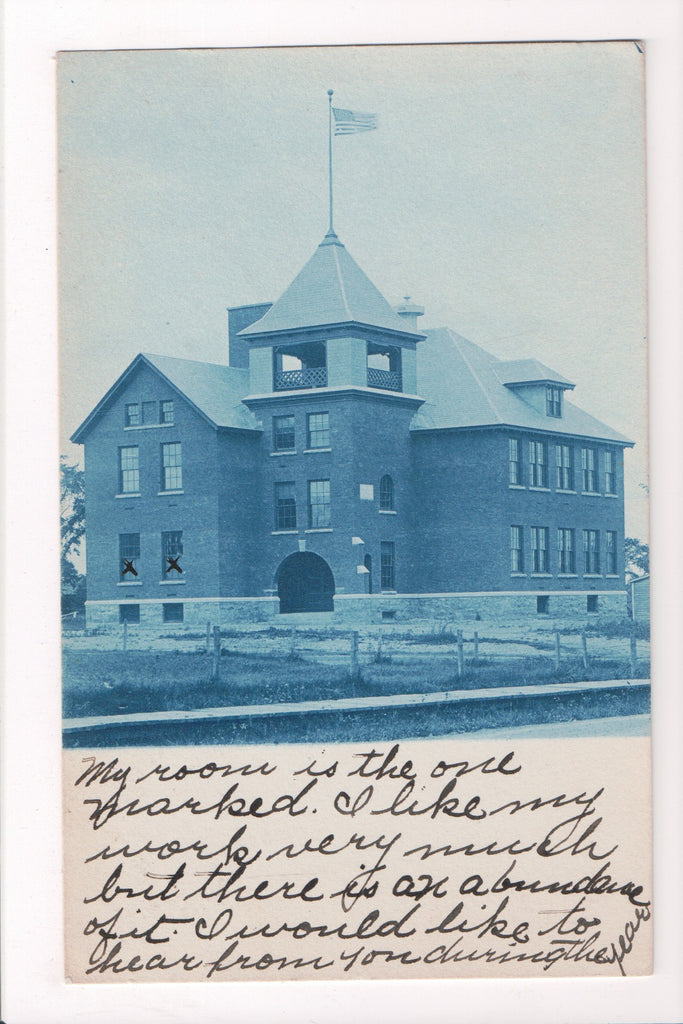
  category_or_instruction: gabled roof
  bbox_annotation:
[70,353,261,443]
[496,358,574,389]
[410,328,632,444]
[238,231,424,341]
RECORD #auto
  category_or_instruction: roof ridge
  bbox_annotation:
[444,329,503,424]
[332,244,352,320]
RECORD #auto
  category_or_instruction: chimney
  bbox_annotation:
[395,296,424,331]
[227,302,272,367]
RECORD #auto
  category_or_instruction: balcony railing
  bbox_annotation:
[367,367,402,392]
[274,367,328,391]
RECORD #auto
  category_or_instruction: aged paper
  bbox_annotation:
[64,737,652,981]
[6,7,683,1021]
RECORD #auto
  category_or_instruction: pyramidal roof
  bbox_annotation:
[239,231,424,340]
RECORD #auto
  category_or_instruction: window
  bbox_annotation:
[142,400,157,425]
[605,450,616,495]
[546,386,562,417]
[537,595,550,615]
[119,446,140,493]
[307,412,329,449]
[273,415,295,451]
[381,541,395,590]
[530,527,549,573]
[308,479,331,528]
[509,438,522,485]
[125,403,140,427]
[119,533,140,578]
[162,531,183,577]
[161,442,183,490]
[275,482,297,530]
[529,440,548,488]
[379,475,394,511]
[510,526,524,573]
[583,529,601,574]
[582,447,598,492]
[161,400,174,424]
[163,603,184,623]
[606,531,617,574]
[557,528,576,573]
[587,594,599,613]
[119,604,140,623]
[556,444,574,490]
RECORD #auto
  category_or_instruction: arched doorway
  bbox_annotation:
[276,552,335,613]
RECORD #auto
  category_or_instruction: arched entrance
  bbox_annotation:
[276,552,335,614]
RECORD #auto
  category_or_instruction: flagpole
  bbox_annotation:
[327,89,334,236]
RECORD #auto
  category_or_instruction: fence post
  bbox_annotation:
[206,621,211,654]
[289,630,297,659]
[630,629,638,676]
[350,631,360,679]
[456,629,464,678]
[581,630,589,671]
[473,630,479,665]
[376,633,383,662]
[554,630,561,670]
[211,626,221,682]
[123,619,128,654]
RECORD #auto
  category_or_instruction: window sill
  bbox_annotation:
[303,447,331,454]
[117,580,142,586]
[305,528,333,533]
[581,491,602,497]
[556,489,577,495]
[379,509,397,515]
[124,423,174,430]
[510,572,527,577]
[116,492,141,499]
[270,450,297,456]
[508,484,525,490]
[583,574,603,578]
[158,489,185,496]
[272,530,298,535]
[604,493,618,499]
[558,573,578,578]
[160,578,186,585]
[605,574,620,579]
[531,573,552,578]
[528,486,551,492]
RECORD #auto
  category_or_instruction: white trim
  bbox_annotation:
[124,422,174,431]
[115,492,140,499]
[556,488,577,495]
[157,489,184,496]
[270,450,297,456]
[87,588,628,608]
[116,581,142,587]
[378,509,397,515]
[305,527,333,533]
[528,486,551,492]
[87,595,280,606]
[244,385,424,402]
[508,484,526,490]
[271,530,298,535]
[530,573,552,578]
[603,492,619,498]
[159,578,186,585]
[303,447,331,454]
[581,491,603,497]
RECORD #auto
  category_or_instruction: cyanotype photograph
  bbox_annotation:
[58,43,654,985]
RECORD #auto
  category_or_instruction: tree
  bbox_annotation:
[61,457,86,611]
[624,537,649,580]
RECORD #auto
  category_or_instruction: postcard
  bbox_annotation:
[55,40,658,985]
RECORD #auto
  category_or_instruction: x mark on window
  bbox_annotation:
[165,556,183,574]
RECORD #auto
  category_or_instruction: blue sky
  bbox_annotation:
[58,42,648,537]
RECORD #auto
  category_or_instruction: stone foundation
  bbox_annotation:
[86,589,627,630]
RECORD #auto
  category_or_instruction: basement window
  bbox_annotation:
[163,603,184,623]
[537,595,550,615]
[119,604,140,623]
[587,595,599,613]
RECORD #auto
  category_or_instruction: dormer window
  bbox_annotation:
[546,386,562,417]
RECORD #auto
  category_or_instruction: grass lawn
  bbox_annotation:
[62,647,649,719]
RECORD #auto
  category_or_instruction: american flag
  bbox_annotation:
[332,107,378,135]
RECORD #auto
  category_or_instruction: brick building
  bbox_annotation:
[72,228,632,627]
